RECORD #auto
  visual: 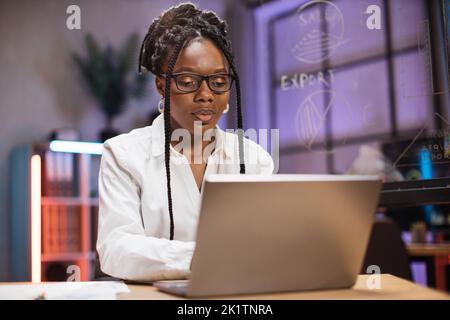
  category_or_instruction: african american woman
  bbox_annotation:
[97,2,274,281]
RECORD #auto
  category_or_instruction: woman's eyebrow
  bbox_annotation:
[173,66,229,73]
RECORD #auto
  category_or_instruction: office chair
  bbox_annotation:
[361,216,413,280]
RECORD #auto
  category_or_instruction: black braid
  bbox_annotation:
[138,2,246,240]
[138,33,149,74]
[163,40,185,240]
[204,32,246,173]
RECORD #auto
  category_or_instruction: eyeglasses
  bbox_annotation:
[162,72,234,93]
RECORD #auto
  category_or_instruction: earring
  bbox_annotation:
[158,98,164,113]
[223,104,229,114]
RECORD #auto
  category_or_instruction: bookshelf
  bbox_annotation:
[10,142,102,282]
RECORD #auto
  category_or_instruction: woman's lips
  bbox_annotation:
[192,109,216,123]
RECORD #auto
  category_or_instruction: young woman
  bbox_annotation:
[97,2,274,281]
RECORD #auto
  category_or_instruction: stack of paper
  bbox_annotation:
[0,281,129,300]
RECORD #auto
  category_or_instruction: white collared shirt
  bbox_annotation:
[97,114,274,281]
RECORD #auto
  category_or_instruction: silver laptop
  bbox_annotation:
[153,174,382,297]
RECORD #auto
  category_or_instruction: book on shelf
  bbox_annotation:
[41,204,51,255]
[50,205,58,254]
[67,206,81,253]
[43,151,78,197]
[41,205,82,255]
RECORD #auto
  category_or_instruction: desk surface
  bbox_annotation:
[118,274,450,300]
[407,243,450,256]
[1,274,449,300]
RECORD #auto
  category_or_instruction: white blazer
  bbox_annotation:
[97,114,274,281]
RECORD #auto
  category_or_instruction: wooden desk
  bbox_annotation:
[407,243,450,292]
[1,275,448,300]
[407,243,450,256]
[118,274,450,300]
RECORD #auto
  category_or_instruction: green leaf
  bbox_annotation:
[72,32,150,121]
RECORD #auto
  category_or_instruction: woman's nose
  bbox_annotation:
[194,80,214,103]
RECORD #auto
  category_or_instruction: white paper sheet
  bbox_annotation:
[0,281,130,300]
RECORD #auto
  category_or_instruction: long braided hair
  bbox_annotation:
[138,2,245,240]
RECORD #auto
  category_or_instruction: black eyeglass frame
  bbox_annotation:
[160,72,235,94]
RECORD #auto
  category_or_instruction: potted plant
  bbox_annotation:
[73,33,149,142]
